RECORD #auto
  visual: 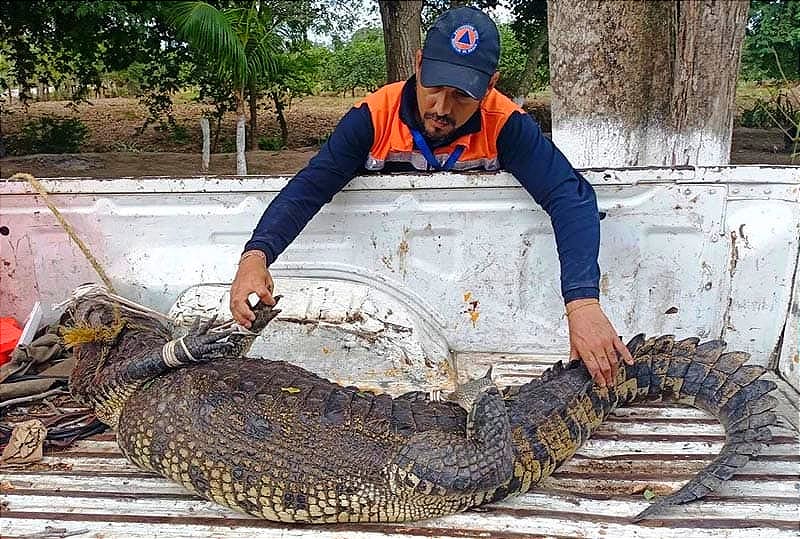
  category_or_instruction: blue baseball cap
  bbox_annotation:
[420,6,500,99]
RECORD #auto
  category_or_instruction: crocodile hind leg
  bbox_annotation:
[387,369,514,500]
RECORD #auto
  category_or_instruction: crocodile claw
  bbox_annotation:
[250,295,282,333]
[216,296,284,358]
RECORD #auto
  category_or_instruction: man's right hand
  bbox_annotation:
[230,250,276,328]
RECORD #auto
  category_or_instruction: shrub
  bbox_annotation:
[169,123,190,144]
[739,92,800,152]
[739,97,776,130]
[10,117,89,155]
[316,131,331,147]
[258,135,283,151]
[220,138,236,153]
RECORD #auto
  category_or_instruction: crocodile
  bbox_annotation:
[66,288,778,524]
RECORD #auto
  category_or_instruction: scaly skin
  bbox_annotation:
[68,296,777,523]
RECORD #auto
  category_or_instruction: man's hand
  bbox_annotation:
[566,299,634,387]
[230,250,276,328]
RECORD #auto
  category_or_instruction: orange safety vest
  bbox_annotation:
[359,81,523,172]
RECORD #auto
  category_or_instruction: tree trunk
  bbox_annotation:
[547,0,748,167]
[235,92,247,175]
[0,111,5,158]
[213,115,222,154]
[514,30,548,105]
[271,92,288,148]
[379,0,423,83]
[248,83,258,151]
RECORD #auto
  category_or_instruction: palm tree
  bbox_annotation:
[169,1,282,174]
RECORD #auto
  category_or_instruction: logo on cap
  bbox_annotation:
[450,24,479,55]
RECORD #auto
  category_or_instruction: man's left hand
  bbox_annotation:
[566,299,634,387]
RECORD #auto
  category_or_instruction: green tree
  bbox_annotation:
[264,45,326,147]
[169,1,282,174]
[0,1,174,103]
[420,0,499,28]
[741,0,800,81]
[0,1,187,150]
[506,0,548,99]
[496,24,527,98]
[326,27,386,96]
[191,55,238,154]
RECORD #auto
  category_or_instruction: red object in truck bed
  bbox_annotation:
[0,317,22,366]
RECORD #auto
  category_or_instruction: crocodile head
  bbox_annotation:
[66,294,283,427]
[66,298,173,427]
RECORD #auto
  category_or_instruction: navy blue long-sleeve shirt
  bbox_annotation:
[245,79,600,303]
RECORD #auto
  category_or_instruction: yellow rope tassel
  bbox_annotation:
[61,320,126,349]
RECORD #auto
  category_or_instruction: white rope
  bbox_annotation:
[207,317,256,335]
[428,389,444,403]
[55,284,174,325]
[161,339,183,368]
[177,336,196,362]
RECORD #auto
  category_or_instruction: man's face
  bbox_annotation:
[414,50,497,143]
[415,82,480,142]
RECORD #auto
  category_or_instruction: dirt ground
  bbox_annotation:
[0,96,796,179]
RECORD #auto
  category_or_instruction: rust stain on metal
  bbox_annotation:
[0,460,73,473]
[0,511,549,538]
[397,239,409,278]
[728,230,740,279]
[462,292,480,327]
[397,240,409,256]
[738,223,752,249]
[720,230,740,340]
[480,506,800,531]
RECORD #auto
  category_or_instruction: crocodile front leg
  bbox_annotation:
[120,315,234,382]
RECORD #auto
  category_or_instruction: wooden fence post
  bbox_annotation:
[200,118,210,172]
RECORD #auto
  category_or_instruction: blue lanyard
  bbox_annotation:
[410,129,465,171]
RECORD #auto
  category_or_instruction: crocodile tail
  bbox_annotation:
[617,335,778,522]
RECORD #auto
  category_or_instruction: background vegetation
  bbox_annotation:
[0,0,797,158]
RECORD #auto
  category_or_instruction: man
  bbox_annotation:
[230,6,634,386]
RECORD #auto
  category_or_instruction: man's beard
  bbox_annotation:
[423,113,455,144]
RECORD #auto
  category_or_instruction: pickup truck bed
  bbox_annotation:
[1,166,798,537]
